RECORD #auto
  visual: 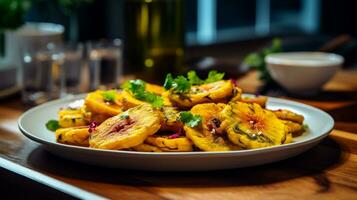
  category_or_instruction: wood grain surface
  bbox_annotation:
[0,69,357,200]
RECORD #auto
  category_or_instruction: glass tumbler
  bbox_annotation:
[87,39,123,90]
[61,43,84,94]
[21,43,64,105]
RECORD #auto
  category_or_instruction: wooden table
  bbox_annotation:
[0,69,357,200]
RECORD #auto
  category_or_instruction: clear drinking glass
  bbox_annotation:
[61,43,84,94]
[87,39,123,90]
[21,42,84,104]
[21,43,64,105]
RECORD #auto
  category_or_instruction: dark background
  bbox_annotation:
[25,0,357,43]
[21,0,357,69]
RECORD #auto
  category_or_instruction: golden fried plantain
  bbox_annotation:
[162,91,173,106]
[168,80,234,108]
[120,90,144,110]
[89,104,161,150]
[145,135,193,152]
[85,90,122,116]
[240,96,268,108]
[55,126,90,146]
[222,102,288,149]
[284,132,293,144]
[229,87,243,102]
[120,82,165,109]
[158,106,183,132]
[80,105,110,124]
[273,109,304,124]
[282,120,305,137]
[184,103,240,151]
[146,83,164,95]
[58,109,87,128]
[58,100,89,128]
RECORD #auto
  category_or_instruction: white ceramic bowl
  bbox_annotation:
[266,52,344,95]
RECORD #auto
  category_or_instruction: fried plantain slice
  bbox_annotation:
[58,100,89,128]
[146,83,164,95]
[184,103,240,151]
[273,109,304,124]
[120,90,144,110]
[168,80,234,108]
[120,80,165,109]
[162,91,173,106]
[145,135,193,152]
[85,90,122,116]
[229,87,243,102]
[157,106,183,132]
[282,120,305,137]
[56,126,90,146]
[89,104,161,150]
[240,96,268,108]
[58,109,87,128]
[222,102,288,149]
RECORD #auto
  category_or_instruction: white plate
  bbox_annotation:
[18,95,334,171]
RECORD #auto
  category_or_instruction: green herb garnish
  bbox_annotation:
[204,70,225,83]
[46,120,60,132]
[179,111,202,127]
[163,73,174,90]
[101,90,117,102]
[164,74,191,93]
[187,71,204,85]
[187,70,224,84]
[147,93,164,108]
[303,124,309,130]
[121,79,146,93]
[164,70,225,94]
[173,76,191,93]
[122,79,164,108]
[135,91,164,108]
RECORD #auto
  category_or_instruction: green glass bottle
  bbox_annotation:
[124,0,185,83]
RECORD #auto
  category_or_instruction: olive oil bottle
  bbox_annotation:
[124,0,184,82]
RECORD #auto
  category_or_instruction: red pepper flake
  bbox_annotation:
[88,121,98,133]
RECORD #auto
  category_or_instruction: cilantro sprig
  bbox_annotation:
[205,70,225,83]
[164,70,225,94]
[121,79,163,108]
[46,120,60,132]
[179,111,202,127]
[164,74,191,93]
[121,79,146,93]
[163,74,174,90]
[101,90,117,102]
[187,71,204,85]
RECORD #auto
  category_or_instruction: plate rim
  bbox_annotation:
[18,94,334,157]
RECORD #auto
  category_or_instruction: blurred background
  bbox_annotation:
[22,0,356,44]
[1,0,356,102]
